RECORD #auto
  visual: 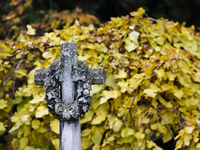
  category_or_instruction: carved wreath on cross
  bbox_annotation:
[43,60,92,122]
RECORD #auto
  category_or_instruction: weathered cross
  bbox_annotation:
[34,42,106,150]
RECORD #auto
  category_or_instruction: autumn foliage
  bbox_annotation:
[0,0,100,40]
[1,7,200,150]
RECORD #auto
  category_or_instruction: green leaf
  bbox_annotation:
[81,110,94,124]
[161,109,174,125]
[162,132,172,143]
[106,74,119,90]
[91,102,109,125]
[12,96,23,104]
[113,119,123,132]
[24,146,35,150]
[121,127,134,138]
[19,137,28,150]
[91,126,102,144]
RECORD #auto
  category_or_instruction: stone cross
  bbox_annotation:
[34,42,106,150]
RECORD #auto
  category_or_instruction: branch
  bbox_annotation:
[147,58,177,88]
[144,106,162,119]
[155,109,175,139]
[147,61,165,88]
[166,107,185,127]
[124,88,139,121]
[178,58,190,68]
[160,116,175,139]
[9,59,23,150]
[148,17,157,22]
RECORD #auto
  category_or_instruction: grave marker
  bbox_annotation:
[35,42,106,150]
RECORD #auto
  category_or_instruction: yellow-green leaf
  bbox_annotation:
[129,31,139,42]
[91,126,102,144]
[27,25,36,35]
[130,7,145,16]
[115,68,127,79]
[35,106,49,118]
[121,127,134,138]
[19,137,28,150]
[24,146,35,150]
[32,120,41,129]
[125,40,139,52]
[52,139,59,150]
[184,134,192,146]
[161,109,174,125]
[0,122,6,132]
[162,132,172,143]
[15,70,27,76]
[91,103,109,125]
[50,119,60,134]
[0,100,7,109]
[135,132,145,139]
[113,119,123,132]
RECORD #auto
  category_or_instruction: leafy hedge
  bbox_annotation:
[1,7,200,150]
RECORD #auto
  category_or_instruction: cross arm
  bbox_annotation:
[34,69,47,85]
[35,68,106,86]
[89,68,106,85]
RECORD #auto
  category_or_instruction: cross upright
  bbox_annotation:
[34,42,106,150]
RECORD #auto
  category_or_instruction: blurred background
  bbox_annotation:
[0,1,200,150]
[1,0,200,39]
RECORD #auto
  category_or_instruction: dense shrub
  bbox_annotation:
[1,8,200,150]
[0,0,100,39]
[2,0,200,40]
